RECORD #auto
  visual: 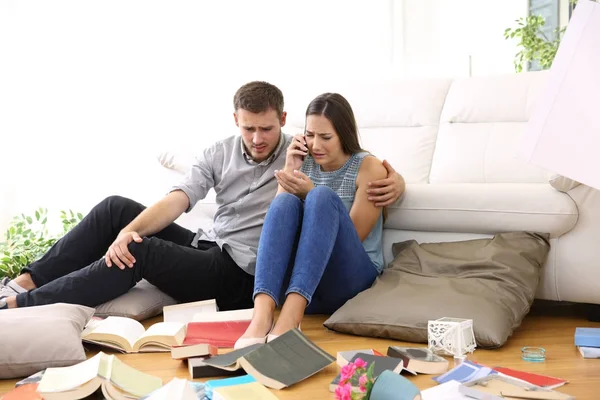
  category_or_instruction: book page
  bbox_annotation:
[87,316,146,350]
[135,322,185,350]
[109,356,163,398]
[213,382,279,400]
[37,352,104,392]
[421,380,468,400]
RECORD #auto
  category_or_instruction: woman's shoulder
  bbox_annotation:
[356,154,387,183]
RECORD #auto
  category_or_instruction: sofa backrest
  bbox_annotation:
[284,71,553,184]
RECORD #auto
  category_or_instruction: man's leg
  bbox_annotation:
[14,195,193,289]
[240,193,302,340]
[274,187,379,334]
[14,238,254,310]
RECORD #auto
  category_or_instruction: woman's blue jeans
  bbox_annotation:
[253,186,380,315]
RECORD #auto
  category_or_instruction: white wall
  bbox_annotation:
[398,0,528,78]
[0,0,527,234]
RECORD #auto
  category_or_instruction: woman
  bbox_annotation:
[235,92,387,348]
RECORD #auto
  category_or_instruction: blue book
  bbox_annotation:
[204,374,256,400]
[432,360,496,384]
[574,327,600,347]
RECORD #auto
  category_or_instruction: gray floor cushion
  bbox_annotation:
[323,232,551,348]
[94,279,178,321]
[0,303,94,379]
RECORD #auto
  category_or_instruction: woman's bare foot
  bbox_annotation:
[239,294,276,339]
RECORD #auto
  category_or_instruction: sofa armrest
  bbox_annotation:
[549,174,581,193]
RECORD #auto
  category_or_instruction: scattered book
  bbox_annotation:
[1,383,43,400]
[433,360,496,384]
[188,356,245,379]
[201,344,264,372]
[36,352,162,400]
[239,328,335,390]
[163,299,218,323]
[183,321,251,348]
[329,353,405,393]
[574,327,600,348]
[386,346,449,374]
[182,308,254,348]
[190,308,253,323]
[336,348,384,367]
[420,380,467,399]
[213,381,280,400]
[81,316,186,353]
[493,366,567,389]
[139,377,203,400]
[459,374,574,400]
[204,375,256,399]
[15,370,45,387]
[578,345,600,358]
[171,343,218,360]
[203,328,334,389]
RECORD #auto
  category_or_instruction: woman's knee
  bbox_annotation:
[305,186,337,207]
[270,193,303,213]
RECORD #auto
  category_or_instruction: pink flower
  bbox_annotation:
[340,363,357,384]
[334,383,353,400]
[354,358,367,369]
[358,374,369,392]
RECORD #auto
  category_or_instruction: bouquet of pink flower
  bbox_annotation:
[334,358,376,400]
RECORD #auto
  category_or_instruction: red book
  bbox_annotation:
[184,320,251,348]
[493,366,568,389]
[2,383,43,400]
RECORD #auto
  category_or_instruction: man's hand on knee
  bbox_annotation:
[366,159,406,207]
[105,231,143,269]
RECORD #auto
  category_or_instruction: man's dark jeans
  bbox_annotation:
[16,196,254,311]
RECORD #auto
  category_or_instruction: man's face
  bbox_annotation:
[234,108,287,163]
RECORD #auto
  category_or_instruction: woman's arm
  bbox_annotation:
[350,156,387,241]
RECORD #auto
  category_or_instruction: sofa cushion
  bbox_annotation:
[94,279,178,321]
[384,183,577,239]
[430,72,553,184]
[323,232,550,348]
[0,303,94,379]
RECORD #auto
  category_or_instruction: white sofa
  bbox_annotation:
[156,71,600,307]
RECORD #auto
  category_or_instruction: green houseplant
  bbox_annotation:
[0,208,83,279]
[504,0,587,72]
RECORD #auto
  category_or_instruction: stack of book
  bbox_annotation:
[575,327,600,358]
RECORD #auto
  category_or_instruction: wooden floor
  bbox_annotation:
[1,301,600,399]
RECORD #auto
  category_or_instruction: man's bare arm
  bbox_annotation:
[122,190,190,236]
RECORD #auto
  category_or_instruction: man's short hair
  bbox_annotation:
[233,81,284,118]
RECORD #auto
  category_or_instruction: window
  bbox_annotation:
[528,0,560,71]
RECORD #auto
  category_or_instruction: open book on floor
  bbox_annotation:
[201,328,335,389]
[82,316,186,353]
[386,346,449,374]
[36,352,163,400]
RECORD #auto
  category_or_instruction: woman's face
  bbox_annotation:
[305,114,347,171]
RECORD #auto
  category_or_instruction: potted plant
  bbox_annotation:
[0,208,83,279]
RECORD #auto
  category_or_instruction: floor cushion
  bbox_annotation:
[0,303,94,379]
[323,232,550,348]
[94,279,178,321]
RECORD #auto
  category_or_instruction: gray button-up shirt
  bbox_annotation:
[172,132,292,275]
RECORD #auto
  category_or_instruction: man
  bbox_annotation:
[0,81,405,311]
